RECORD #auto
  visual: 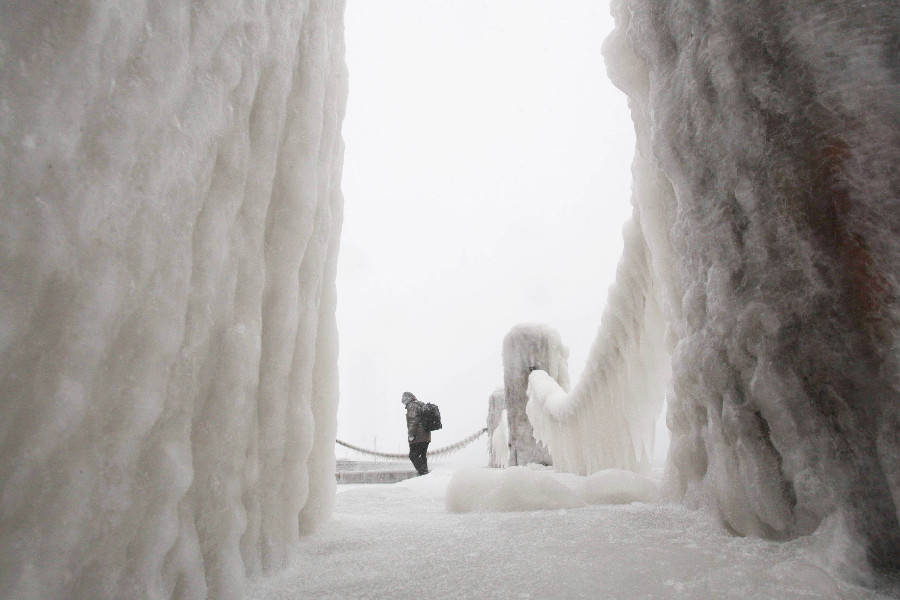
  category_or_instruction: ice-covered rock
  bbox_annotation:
[602,0,900,578]
[0,1,347,598]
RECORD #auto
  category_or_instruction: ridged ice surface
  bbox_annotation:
[0,1,347,598]
[526,218,669,476]
[487,388,507,467]
[600,0,899,578]
[502,324,568,466]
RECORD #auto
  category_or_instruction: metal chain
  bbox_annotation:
[335,428,488,459]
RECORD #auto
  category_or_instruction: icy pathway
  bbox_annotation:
[248,468,896,599]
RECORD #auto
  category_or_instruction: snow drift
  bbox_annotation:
[445,466,658,513]
[0,2,347,598]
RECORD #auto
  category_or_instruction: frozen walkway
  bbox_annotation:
[335,460,418,484]
[248,468,897,599]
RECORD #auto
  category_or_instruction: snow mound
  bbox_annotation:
[446,466,657,513]
[584,469,659,505]
[395,467,457,502]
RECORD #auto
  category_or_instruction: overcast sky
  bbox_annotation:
[336,0,635,461]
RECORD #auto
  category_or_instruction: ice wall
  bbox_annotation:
[0,1,347,598]
[526,218,669,475]
[602,0,900,578]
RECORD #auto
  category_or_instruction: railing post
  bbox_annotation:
[487,388,507,467]
[502,324,570,466]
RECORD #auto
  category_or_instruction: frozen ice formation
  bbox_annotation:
[0,1,347,598]
[487,388,508,467]
[502,324,569,466]
[525,218,669,476]
[3,0,899,595]
[599,0,900,578]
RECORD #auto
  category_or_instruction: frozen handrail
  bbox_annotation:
[525,218,669,475]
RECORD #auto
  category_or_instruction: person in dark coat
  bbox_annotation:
[402,391,431,475]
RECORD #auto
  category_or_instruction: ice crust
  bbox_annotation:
[600,0,900,577]
[0,1,347,598]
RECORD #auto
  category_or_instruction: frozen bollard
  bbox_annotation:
[502,324,570,466]
[487,388,507,467]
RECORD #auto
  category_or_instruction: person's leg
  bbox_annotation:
[410,442,427,474]
[408,443,419,472]
[421,441,430,474]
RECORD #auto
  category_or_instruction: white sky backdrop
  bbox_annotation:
[336,0,636,462]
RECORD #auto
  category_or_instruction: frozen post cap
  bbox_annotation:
[401,391,417,405]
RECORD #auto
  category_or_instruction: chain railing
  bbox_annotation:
[335,428,488,460]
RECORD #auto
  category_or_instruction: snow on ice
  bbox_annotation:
[446,465,658,513]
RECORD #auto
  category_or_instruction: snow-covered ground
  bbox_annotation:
[247,467,898,599]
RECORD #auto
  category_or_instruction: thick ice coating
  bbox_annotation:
[502,324,569,466]
[525,218,669,476]
[0,1,347,598]
[487,388,509,468]
[600,0,900,579]
[3,0,899,595]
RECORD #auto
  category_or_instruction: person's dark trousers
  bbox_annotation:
[409,441,429,475]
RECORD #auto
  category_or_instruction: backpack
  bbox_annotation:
[420,402,442,431]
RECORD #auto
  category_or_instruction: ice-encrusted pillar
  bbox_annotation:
[0,1,347,598]
[502,324,569,466]
[487,388,507,467]
[605,0,900,576]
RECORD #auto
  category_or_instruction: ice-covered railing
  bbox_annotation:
[525,217,669,475]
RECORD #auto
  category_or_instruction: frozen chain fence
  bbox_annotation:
[335,429,488,460]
